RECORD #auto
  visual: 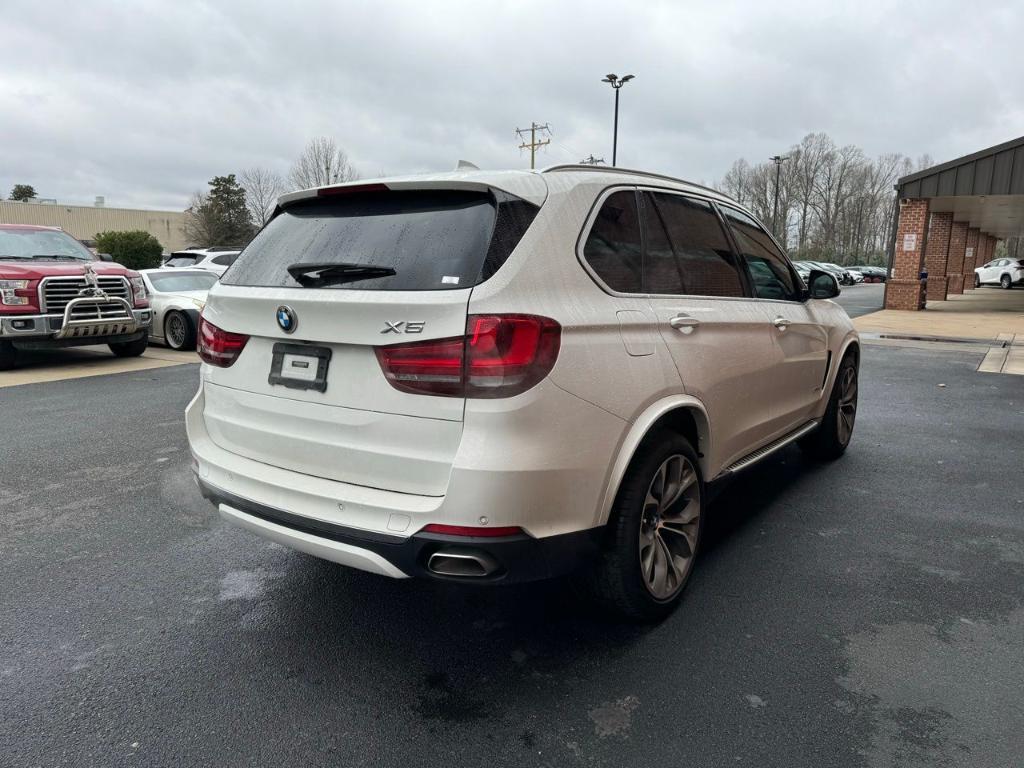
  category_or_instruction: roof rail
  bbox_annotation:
[540,164,727,199]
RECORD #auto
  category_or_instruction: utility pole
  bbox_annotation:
[579,154,605,165]
[770,154,789,239]
[601,73,635,166]
[515,123,551,170]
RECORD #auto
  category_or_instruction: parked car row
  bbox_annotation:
[0,223,222,370]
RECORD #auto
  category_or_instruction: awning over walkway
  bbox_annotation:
[898,135,1024,239]
[885,135,1024,311]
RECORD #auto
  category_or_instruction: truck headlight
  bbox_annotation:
[0,280,30,306]
[130,276,147,303]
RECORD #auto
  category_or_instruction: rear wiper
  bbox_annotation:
[287,262,396,287]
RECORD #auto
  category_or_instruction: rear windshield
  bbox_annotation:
[222,189,538,291]
[147,271,218,292]
[165,254,199,267]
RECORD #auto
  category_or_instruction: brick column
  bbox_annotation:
[924,212,953,301]
[963,228,980,289]
[885,198,930,310]
[946,221,968,294]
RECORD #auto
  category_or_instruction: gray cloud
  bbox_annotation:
[2,0,1022,210]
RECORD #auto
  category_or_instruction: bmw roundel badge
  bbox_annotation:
[276,305,297,334]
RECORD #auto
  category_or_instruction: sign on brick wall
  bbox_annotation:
[903,233,918,251]
[966,247,974,258]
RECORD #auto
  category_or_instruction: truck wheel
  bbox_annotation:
[109,337,148,358]
[587,431,704,622]
[799,353,858,461]
[0,341,16,371]
[164,311,197,350]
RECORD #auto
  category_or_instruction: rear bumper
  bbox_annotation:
[197,477,602,584]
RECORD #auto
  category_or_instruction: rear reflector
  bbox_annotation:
[421,524,524,538]
[198,317,249,368]
[375,314,560,398]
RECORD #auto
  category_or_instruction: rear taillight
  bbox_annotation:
[197,316,249,368]
[375,314,560,398]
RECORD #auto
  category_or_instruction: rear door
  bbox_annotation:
[200,187,538,496]
[719,205,829,433]
[640,190,779,471]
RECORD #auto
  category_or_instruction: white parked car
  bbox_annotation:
[140,269,219,350]
[186,167,860,620]
[974,257,1024,289]
[846,269,864,283]
[162,247,241,277]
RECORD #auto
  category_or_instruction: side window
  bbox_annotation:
[642,192,745,297]
[582,190,642,293]
[722,207,801,301]
[212,253,238,266]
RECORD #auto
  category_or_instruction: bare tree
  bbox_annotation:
[288,137,359,189]
[717,132,916,265]
[240,167,284,227]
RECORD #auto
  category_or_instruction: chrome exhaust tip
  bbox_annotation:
[427,548,500,578]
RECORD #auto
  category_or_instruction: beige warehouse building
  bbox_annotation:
[0,199,189,253]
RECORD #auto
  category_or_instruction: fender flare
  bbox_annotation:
[594,395,712,527]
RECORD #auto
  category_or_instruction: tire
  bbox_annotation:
[1001,274,1012,289]
[0,341,16,371]
[164,310,197,350]
[974,274,981,288]
[587,431,704,622]
[799,353,858,462]
[109,336,148,358]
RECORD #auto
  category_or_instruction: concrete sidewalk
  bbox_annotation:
[854,287,1024,341]
[853,286,1024,375]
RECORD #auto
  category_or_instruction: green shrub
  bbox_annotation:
[94,231,164,270]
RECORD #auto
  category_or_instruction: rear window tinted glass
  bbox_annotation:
[165,255,198,267]
[147,271,219,292]
[222,189,537,291]
[582,190,642,293]
[642,192,744,297]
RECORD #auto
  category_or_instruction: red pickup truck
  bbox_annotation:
[0,224,152,370]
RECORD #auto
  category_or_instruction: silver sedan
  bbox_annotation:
[139,269,218,350]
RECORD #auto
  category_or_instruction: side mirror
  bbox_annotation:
[808,269,840,299]
[98,253,114,262]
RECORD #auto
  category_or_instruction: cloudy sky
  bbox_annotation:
[3,0,1022,211]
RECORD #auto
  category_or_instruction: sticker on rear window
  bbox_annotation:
[442,275,460,285]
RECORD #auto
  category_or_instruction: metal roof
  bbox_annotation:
[897,135,1024,238]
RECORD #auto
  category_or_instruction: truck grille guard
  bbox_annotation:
[53,291,139,340]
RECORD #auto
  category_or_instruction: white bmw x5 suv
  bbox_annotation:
[187,166,859,620]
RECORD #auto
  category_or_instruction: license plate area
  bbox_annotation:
[268,343,332,393]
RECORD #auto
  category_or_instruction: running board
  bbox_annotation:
[717,421,819,478]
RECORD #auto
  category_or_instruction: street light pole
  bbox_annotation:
[770,154,789,239]
[601,73,634,166]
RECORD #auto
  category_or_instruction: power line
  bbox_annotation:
[515,122,551,170]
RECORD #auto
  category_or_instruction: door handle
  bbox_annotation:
[669,314,701,331]
[773,316,791,330]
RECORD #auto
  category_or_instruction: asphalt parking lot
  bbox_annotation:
[2,310,1022,767]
